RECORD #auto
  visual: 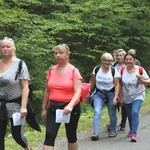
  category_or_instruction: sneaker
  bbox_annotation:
[131,134,137,142]
[108,131,117,138]
[120,124,125,131]
[127,132,133,137]
[91,134,99,141]
[120,127,125,131]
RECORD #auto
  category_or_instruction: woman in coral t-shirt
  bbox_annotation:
[41,44,82,150]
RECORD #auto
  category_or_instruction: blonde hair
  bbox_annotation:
[101,52,113,61]
[53,44,70,54]
[128,49,136,56]
[0,37,16,56]
[0,37,16,50]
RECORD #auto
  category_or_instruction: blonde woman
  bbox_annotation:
[41,44,82,150]
[0,37,31,150]
[89,52,119,140]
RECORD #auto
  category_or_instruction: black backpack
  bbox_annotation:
[112,61,118,67]
[89,65,116,108]
[15,60,32,100]
[15,60,41,132]
[94,65,115,78]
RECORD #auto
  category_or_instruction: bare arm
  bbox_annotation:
[89,74,96,91]
[63,79,81,115]
[41,84,50,119]
[119,79,124,106]
[20,79,29,117]
[137,75,150,85]
[113,77,120,105]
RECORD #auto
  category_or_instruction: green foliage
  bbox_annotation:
[0,0,150,121]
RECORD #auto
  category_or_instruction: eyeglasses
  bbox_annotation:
[103,59,113,63]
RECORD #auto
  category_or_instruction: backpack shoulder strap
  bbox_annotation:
[120,66,126,79]
[49,66,53,77]
[112,61,118,67]
[15,59,23,80]
[72,67,76,73]
[95,65,101,76]
[110,66,115,77]
[120,66,125,75]
[94,65,115,77]
[120,66,143,76]
[139,66,143,75]
[72,67,76,79]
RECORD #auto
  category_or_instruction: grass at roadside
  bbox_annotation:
[5,88,150,149]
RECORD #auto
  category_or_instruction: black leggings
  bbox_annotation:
[0,118,28,150]
[44,103,81,146]
[120,105,127,126]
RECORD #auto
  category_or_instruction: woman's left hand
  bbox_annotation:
[20,107,27,117]
[137,78,143,84]
[63,105,73,115]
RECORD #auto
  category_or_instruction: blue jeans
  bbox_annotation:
[125,100,143,135]
[93,91,117,135]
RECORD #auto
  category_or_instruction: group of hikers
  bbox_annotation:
[89,48,150,143]
[0,37,150,150]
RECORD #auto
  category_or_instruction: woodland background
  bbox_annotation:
[0,0,150,120]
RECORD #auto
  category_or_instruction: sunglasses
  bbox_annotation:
[3,37,13,41]
[61,43,66,47]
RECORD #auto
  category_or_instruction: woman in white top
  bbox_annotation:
[89,52,119,140]
[120,53,150,142]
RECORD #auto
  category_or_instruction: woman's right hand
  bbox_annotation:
[63,105,73,115]
[41,109,47,120]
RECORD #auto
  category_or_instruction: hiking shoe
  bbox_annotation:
[120,126,125,131]
[131,134,137,142]
[127,132,133,137]
[108,131,117,138]
[120,124,125,131]
[91,134,99,141]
